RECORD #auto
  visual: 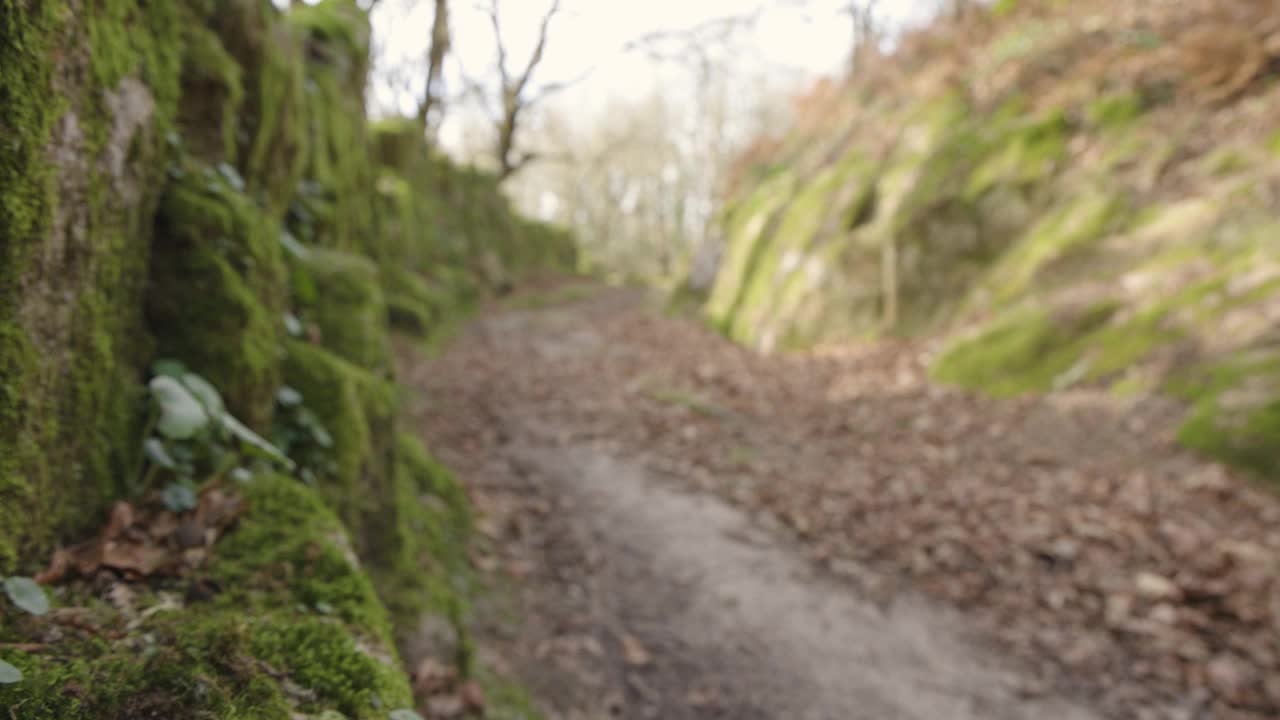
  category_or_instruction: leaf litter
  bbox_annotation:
[402,282,1280,720]
[36,483,247,585]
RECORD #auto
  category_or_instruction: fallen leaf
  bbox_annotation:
[34,549,72,585]
[148,511,180,540]
[426,694,465,718]
[101,502,136,541]
[620,633,651,667]
[460,680,485,710]
[100,542,171,576]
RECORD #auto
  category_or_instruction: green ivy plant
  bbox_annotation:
[141,360,294,509]
[270,384,337,486]
[3,576,48,616]
[0,575,48,684]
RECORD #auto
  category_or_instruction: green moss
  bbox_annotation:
[0,324,40,572]
[176,24,245,163]
[1200,146,1252,177]
[0,475,414,719]
[376,433,473,667]
[202,0,310,213]
[965,110,1070,199]
[281,340,396,553]
[1267,128,1280,157]
[931,302,1118,396]
[975,190,1124,307]
[147,161,287,429]
[386,293,434,335]
[370,117,425,172]
[1176,356,1280,478]
[298,249,391,371]
[730,165,850,344]
[1085,92,1144,129]
[704,172,794,328]
[288,0,371,63]
[0,2,62,286]
[0,0,185,575]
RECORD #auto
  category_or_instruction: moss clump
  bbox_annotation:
[931,302,1116,395]
[201,0,310,213]
[965,110,1070,199]
[387,294,434,336]
[0,475,414,719]
[281,340,396,552]
[1175,357,1280,478]
[376,434,473,645]
[147,161,288,429]
[973,190,1125,307]
[299,249,391,372]
[0,0,185,575]
[1085,92,1144,129]
[176,23,244,164]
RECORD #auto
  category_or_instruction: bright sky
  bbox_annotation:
[365,0,939,125]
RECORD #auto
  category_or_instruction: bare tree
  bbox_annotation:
[415,0,451,132]
[475,0,578,180]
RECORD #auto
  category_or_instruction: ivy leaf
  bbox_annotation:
[0,659,21,684]
[150,376,209,440]
[161,482,198,513]
[277,386,303,408]
[3,577,49,616]
[389,711,423,720]
[223,414,295,470]
[217,162,246,192]
[144,438,178,470]
[180,373,226,420]
[279,230,310,260]
[283,312,304,338]
[311,424,333,449]
[152,359,187,379]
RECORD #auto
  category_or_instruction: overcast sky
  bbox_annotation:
[364,0,939,122]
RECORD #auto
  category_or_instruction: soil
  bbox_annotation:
[397,281,1280,720]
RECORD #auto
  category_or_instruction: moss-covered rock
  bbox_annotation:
[147,161,288,429]
[700,3,1280,477]
[1177,355,1280,478]
[0,475,415,719]
[0,0,184,573]
[281,340,396,554]
[1,0,574,710]
[298,249,391,372]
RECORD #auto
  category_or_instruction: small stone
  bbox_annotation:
[1134,572,1181,601]
[1205,652,1257,706]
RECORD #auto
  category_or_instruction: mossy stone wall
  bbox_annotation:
[0,0,577,713]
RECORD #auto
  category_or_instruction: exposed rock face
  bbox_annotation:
[703,1,1280,473]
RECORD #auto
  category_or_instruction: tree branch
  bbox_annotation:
[512,0,563,102]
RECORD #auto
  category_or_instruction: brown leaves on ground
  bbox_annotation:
[36,484,247,586]
[412,657,485,719]
[402,284,1280,720]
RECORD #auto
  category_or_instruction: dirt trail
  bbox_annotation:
[399,282,1280,720]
